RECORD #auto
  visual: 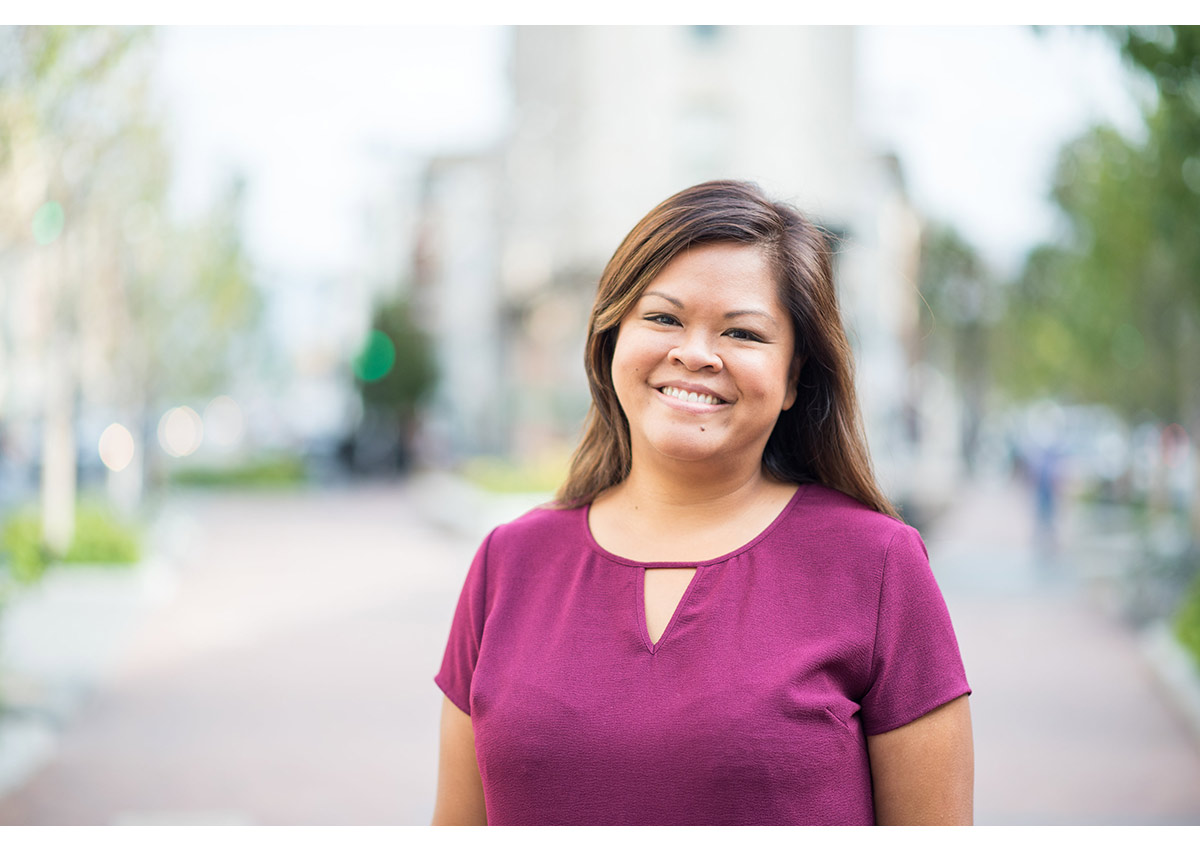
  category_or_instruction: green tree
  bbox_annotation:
[998,27,1200,427]
[351,295,437,470]
[995,125,1175,414]
[1116,26,1200,423]
[0,27,264,553]
[0,26,159,554]
[143,174,262,401]
[916,222,998,470]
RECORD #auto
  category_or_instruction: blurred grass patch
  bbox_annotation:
[1176,571,1200,671]
[461,451,570,494]
[0,504,142,585]
[169,454,307,489]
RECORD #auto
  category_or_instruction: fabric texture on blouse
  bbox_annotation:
[434,483,970,825]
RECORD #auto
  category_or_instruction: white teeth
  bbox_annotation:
[661,386,722,405]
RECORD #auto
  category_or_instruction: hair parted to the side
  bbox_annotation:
[554,179,899,520]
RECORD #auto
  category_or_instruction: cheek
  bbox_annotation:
[609,334,645,401]
[765,353,798,411]
[612,330,654,377]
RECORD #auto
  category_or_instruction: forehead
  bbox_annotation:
[640,242,783,308]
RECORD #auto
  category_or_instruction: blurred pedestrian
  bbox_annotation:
[431,181,973,825]
[1033,442,1064,558]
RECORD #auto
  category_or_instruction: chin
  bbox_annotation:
[644,432,778,472]
[646,437,726,464]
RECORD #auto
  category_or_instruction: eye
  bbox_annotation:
[645,313,680,327]
[724,328,765,342]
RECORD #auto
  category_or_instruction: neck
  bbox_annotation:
[610,456,779,520]
[588,454,800,563]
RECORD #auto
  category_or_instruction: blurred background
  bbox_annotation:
[0,24,1198,825]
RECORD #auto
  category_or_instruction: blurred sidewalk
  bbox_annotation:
[0,473,1198,824]
[925,474,1200,824]
[0,481,497,824]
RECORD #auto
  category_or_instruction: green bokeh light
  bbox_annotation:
[1183,156,1200,195]
[353,330,396,383]
[32,201,65,245]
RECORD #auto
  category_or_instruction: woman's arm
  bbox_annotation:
[865,694,974,825]
[431,695,487,825]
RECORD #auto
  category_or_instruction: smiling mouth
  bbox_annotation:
[659,386,728,406]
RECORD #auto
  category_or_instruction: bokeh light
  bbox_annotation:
[157,405,204,457]
[353,330,395,383]
[98,423,136,472]
[32,201,65,245]
[1183,156,1200,195]
[203,395,245,447]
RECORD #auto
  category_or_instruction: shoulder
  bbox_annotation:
[468,503,592,612]
[789,483,916,553]
[483,501,588,560]
[762,484,928,595]
[769,486,945,637]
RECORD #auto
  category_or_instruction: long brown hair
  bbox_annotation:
[555,180,898,519]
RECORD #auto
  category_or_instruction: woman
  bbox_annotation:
[433,180,973,825]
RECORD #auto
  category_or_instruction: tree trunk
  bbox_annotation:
[41,376,75,556]
[40,225,77,557]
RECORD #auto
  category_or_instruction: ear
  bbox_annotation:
[781,354,804,412]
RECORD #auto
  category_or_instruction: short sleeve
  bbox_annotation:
[860,525,971,736]
[434,530,495,716]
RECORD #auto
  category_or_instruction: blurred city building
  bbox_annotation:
[0,26,967,518]
[413,25,955,513]
[412,154,506,463]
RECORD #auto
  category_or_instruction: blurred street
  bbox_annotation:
[927,475,1200,824]
[0,475,1199,825]
[0,481,481,825]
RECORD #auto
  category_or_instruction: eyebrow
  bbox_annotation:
[642,290,781,327]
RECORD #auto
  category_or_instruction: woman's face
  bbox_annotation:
[611,242,798,473]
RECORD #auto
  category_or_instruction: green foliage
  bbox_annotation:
[996,26,1200,423]
[918,223,990,329]
[916,221,999,372]
[355,296,437,422]
[169,455,308,489]
[0,27,151,152]
[0,505,141,584]
[1,511,48,584]
[1176,571,1200,671]
[0,25,265,475]
[916,221,998,468]
[69,507,141,565]
[1122,26,1200,104]
[146,175,264,401]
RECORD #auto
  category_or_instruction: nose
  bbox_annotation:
[670,331,722,372]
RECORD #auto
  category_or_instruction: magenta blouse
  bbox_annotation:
[435,484,970,825]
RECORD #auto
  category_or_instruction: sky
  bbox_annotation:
[857,25,1145,276]
[156,25,1146,285]
[156,26,510,280]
